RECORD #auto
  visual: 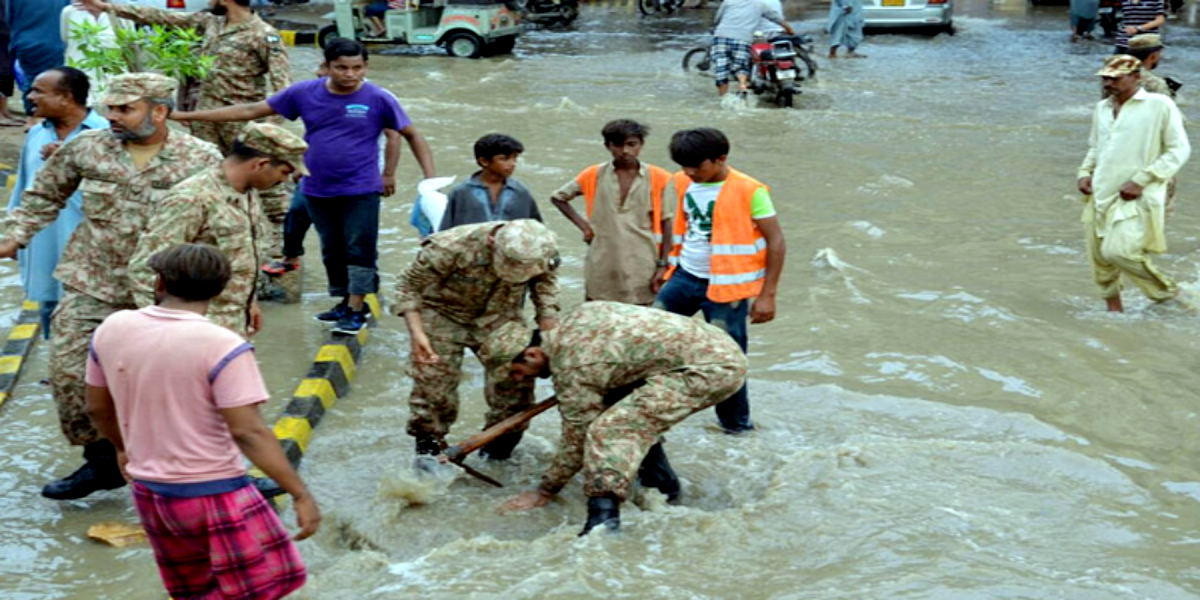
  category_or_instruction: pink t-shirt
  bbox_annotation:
[86,306,269,484]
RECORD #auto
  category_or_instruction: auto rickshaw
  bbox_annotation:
[318,0,522,58]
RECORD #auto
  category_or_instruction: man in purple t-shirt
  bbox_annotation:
[173,39,436,334]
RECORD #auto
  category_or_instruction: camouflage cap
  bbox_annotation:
[492,220,560,283]
[481,320,535,369]
[1128,33,1163,52]
[236,122,310,177]
[1096,54,1142,78]
[103,72,179,107]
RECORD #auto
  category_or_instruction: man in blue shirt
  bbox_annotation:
[7,67,107,335]
[7,0,69,116]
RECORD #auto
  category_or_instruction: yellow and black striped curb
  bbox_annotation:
[0,162,17,191]
[279,29,317,47]
[0,300,42,412]
[251,293,383,487]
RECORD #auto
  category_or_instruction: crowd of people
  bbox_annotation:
[0,0,1190,598]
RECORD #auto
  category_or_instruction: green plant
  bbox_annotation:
[67,20,214,81]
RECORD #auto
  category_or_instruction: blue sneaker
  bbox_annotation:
[331,309,368,335]
[315,299,348,322]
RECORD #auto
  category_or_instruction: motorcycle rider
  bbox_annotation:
[711,0,795,96]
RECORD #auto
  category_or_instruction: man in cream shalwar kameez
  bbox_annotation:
[1078,55,1190,312]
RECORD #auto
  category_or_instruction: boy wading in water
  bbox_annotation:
[86,243,320,600]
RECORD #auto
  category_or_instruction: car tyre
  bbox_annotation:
[487,35,517,56]
[317,24,341,49]
[446,32,484,58]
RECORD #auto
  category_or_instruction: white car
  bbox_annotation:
[118,0,212,12]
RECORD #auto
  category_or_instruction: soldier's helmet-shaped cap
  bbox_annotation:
[1096,55,1142,78]
[492,220,560,283]
[103,73,179,107]
[482,320,536,368]
[1128,33,1163,52]
[236,122,311,177]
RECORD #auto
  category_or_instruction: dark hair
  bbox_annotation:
[47,67,90,107]
[324,38,368,63]
[229,140,290,169]
[669,128,730,168]
[149,243,232,302]
[510,329,543,363]
[232,0,251,6]
[474,133,524,161]
[602,119,650,146]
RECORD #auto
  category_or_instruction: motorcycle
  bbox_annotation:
[1098,0,1121,39]
[682,32,818,108]
[639,0,687,16]
[507,0,579,27]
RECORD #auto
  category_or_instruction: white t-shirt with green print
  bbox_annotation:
[678,180,776,279]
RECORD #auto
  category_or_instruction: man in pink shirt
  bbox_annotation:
[85,243,320,600]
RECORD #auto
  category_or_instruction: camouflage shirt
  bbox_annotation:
[127,165,265,336]
[1142,68,1176,99]
[539,301,747,493]
[394,222,560,328]
[108,5,291,106]
[3,129,222,305]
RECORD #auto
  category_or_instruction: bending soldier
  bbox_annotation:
[496,301,748,535]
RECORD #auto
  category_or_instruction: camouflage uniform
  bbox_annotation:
[1142,68,1174,98]
[106,4,291,152]
[127,123,309,337]
[533,302,747,500]
[393,221,560,441]
[1,75,222,445]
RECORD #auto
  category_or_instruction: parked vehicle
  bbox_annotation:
[124,0,211,11]
[638,0,687,16]
[317,0,522,58]
[861,0,954,34]
[1098,0,1121,38]
[682,32,818,108]
[507,0,578,27]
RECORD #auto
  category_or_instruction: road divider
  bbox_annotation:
[0,300,42,412]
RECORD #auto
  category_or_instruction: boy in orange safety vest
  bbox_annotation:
[654,128,787,433]
[549,119,675,306]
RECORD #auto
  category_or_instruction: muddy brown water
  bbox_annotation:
[3,3,1200,598]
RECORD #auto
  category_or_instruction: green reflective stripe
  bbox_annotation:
[711,238,767,255]
[711,269,766,285]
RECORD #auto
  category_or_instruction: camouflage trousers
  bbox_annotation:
[583,363,746,500]
[406,308,535,440]
[50,290,135,446]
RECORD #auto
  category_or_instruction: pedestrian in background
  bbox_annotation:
[1077,55,1189,313]
[0,0,22,125]
[440,133,541,230]
[7,67,107,336]
[655,128,786,434]
[828,0,866,58]
[1069,0,1099,42]
[60,0,120,106]
[1115,0,1165,53]
[86,243,319,600]
[7,0,69,119]
[550,119,674,306]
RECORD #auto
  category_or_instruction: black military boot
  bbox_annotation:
[415,436,443,456]
[479,431,525,461]
[581,494,621,536]
[42,439,127,500]
[637,442,680,503]
[413,435,445,475]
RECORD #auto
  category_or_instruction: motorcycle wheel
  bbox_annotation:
[682,47,711,73]
[777,85,795,108]
[638,0,658,15]
[550,4,579,27]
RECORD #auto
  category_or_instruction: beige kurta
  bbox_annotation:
[551,162,672,305]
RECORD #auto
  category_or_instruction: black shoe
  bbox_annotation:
[479,431,524,461]
[581,494,621,536]
[638,442,680,503]
[315,299,349,322]
[42,440,127,500]
[331,309,368,335]
[721,424,756,435]
[415,436,443,456]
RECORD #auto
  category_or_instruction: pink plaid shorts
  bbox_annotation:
[132,482,307,600]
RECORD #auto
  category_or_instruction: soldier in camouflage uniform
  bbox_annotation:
[394,220,560,461]
[495,301,748,535]
[0,73,222,500]
[128,123,308,338]
[83,0,291,152]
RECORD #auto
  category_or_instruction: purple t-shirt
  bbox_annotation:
[268,78,411,198]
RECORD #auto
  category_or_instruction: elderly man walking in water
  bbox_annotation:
[1078,55,1189,313]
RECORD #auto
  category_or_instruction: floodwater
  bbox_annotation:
[4,2,1200,598]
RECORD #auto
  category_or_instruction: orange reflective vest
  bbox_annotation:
[575,162,672,251]
[665,168,770,303]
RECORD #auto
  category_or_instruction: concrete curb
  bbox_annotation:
[0,300,42,412]
[250,293,383,492]
[279,29,318,47]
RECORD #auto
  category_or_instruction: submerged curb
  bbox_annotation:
[0,300,41,412]
[278,29,318,47]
